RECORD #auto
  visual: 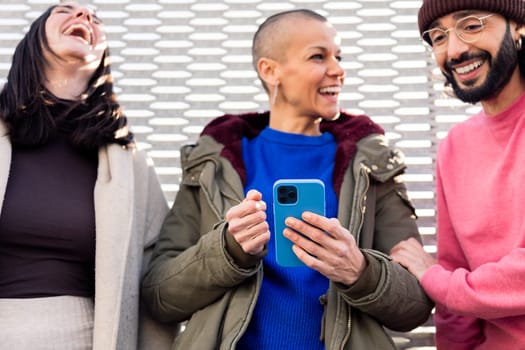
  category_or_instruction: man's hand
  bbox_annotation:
[390,237,436,281]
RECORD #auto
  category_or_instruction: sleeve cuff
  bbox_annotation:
[337,251,381,299]
[223,226,266,269]
[421,264,452,304]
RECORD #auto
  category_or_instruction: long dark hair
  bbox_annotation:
[0,5,133,150]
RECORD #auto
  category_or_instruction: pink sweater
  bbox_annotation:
[421,92,525,349]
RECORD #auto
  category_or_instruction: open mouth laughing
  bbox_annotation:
[63,23,93,45]
[319,86,341,96]
[454,59,484,75]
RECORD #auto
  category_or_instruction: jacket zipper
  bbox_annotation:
[227,268,263,350]
[354,164,370,245]
[338,165,370,349]
[340,302,351,350]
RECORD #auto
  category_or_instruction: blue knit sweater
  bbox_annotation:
[237,126,337,350]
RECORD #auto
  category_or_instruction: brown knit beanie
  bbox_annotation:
[418,0,525,35]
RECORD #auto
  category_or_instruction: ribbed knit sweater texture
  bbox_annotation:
[237,127,337,350]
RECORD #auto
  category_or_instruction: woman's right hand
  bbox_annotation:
[225,189,270,255]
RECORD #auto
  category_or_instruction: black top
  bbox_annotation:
[0,131,97,298]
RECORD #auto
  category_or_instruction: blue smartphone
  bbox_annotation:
[273,179,326,267]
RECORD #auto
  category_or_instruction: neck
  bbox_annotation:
[481,70,525,116]
[43,58,97,101]
[45,77,87,101]
[269,106,322,136]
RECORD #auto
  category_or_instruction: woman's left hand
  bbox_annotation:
[283,212,366,285]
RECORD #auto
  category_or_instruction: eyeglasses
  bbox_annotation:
[422,14,495,54]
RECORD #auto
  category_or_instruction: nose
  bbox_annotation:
[75,7,93,22]
[329,57,345,80]
[444,30,470,60]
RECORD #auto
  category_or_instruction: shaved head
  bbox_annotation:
[252,9,328,90]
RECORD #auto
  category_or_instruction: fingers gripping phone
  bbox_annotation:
[273,179,326,267]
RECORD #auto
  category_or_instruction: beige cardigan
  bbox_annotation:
[0,120,176,349]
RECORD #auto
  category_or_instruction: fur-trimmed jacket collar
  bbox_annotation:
[199,110,384,195]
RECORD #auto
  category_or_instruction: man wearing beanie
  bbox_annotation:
[390,0,525,349]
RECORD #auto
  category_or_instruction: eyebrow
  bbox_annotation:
[308,46,342,54]
[428,10,489,29]
[453,10,491,20]
[54,4,101,22]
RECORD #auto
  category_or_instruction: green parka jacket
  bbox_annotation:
[142,111,433,350]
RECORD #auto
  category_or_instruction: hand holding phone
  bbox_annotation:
[273,179,326,267]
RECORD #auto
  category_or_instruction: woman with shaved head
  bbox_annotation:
[0,2,174,349]
[143,9,432,350]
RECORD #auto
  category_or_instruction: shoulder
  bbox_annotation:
[446,114,484,138]
[180,135,223,167]
[201,111,269,142]
[356,134,406,181]
[101,143,154,181]
[438,114,484,158]
[132,147,154,175]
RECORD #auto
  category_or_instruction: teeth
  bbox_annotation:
[63,24,92,44]
[455,60,482,74]
[319,86,341,94]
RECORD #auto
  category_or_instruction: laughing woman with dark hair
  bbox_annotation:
[0,2,174,349]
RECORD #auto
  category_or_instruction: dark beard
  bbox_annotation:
[443,25,518,104]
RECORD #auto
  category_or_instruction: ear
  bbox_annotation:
[518,25,525,38]
[257,57,280,87]
[512,21,525,39]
